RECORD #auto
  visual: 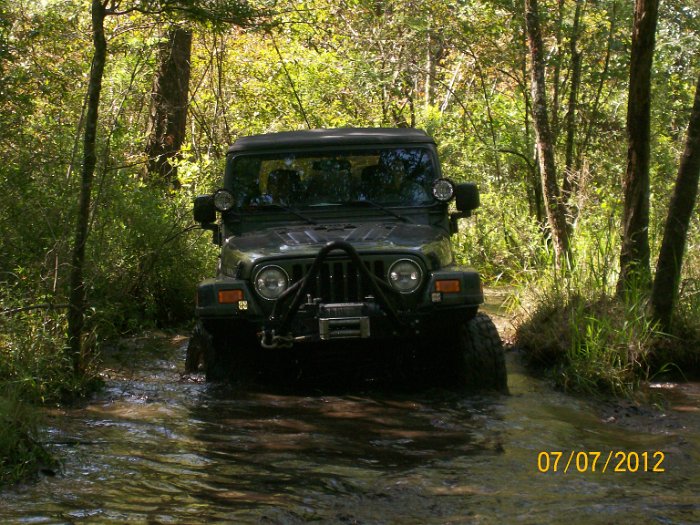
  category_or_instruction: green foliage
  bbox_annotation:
[0,393,55,487]
[0,1,696,481]
[515,280,662,397]
[511,162,698,395]
[676,251,700,333]
[514,224,700,395]
[454,191,550,283]
[652,243,700,376]
[0,294,95,486]
[0,298,100,404]
[0,2,220,484]
[86,169,216,334]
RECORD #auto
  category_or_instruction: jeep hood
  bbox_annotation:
[220,222,453,275]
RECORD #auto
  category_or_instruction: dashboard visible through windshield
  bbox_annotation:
[227,148,436,209]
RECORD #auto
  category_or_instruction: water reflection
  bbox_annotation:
[0,332,698,524]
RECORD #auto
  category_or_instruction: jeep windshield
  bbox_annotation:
[226,148,436,209]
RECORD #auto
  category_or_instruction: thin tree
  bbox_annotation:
[617,0,659,295]
[67,0,107,373]
[145,26,192,187]
[561,0,585,201]
[524,0,571,267]
[67,0,257,373]
[651,73,700,331]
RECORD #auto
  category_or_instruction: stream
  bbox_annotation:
[1,303,699,524]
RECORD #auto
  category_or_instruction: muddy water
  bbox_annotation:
[2,325,700,523]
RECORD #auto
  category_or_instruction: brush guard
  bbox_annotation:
[260,241,409,349]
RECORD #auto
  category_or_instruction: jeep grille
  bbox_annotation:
[291,259,387,303]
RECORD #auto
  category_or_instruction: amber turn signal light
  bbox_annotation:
[218,289,244,304]
[435,279,461,293]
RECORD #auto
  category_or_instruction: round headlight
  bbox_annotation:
[432,178,455,202]
[254,265,289,300]
[388,259,423,294]
[213,189,235,211]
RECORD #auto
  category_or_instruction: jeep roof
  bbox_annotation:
[226,128,435,153]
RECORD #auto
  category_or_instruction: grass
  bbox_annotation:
[0,309,102,486]
[496,195,700,398]
[647,274,700,379]
[516,292,658,395]
[513,265,700,397]
[0,393,56,486]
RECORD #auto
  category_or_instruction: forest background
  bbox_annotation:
[0,0,698,483]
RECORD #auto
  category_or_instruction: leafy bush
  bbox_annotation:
[85,169,217,336]
[0,304,92,487]
[0,393,55,487]
[514,234,700,395]
[454,191,550,283]
[0,298,100,404]
[516,290,661,396]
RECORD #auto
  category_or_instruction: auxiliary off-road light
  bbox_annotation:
[435,279,461,293]
[388,259,422,294]
[213,189,235,211]
[254,265,289,300]
[218,289,244,304]
[432,178,455,202]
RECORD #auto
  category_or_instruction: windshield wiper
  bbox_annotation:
[337,200,413,223]
[257,203,317,225]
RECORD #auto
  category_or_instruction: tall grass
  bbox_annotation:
[0,291,103,486]
[511,207,699,396]
[523,294,660,394]
[0,393,55,486]
[453,191,552,283]
[0,311,101,404]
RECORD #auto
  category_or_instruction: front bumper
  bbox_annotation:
[196,241,483,348]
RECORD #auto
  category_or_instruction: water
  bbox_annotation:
[1,329,699,524]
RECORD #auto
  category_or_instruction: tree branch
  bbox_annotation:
[2,303,70,316]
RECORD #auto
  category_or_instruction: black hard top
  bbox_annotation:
[227,128,434,154]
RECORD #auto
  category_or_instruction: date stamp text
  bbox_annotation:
[537,451,666,473]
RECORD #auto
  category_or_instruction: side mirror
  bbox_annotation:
[449,183,480,235]
[194,194,221,245]
[454,183,480,212]
[194,194,216,224]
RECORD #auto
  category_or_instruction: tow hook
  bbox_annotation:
[260,330,294,349]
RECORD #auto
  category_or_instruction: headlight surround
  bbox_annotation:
[213,189,235,211]
[432,178,455,202]
[254,265,289,300]
[388,259,423,294]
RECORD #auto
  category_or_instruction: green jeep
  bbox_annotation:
[188,128,506,391]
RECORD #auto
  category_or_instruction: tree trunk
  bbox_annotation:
[617,0,659,294]
[524,0,571,266]
[580,0,617,165]
[67,0,107,373]
[650,73,700,331]
[475,61,503,182]
[424,27,433,109]
[562,0,585,201]
[551,0,565,140]
[518,18,543,224]
[145,27,192,188]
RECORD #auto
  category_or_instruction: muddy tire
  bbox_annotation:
[185,321,255,381]
[185,322,209,373]
[204,324,260,383]
[203,330,231,382]
[452,313,508,393]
